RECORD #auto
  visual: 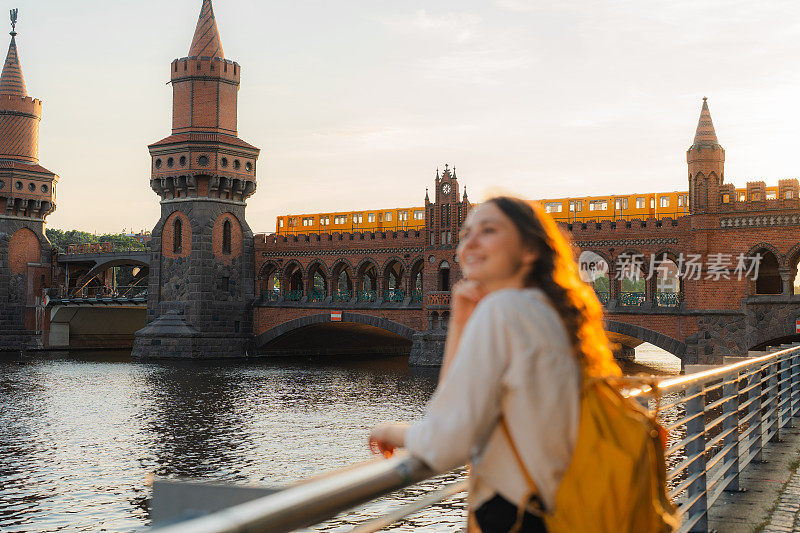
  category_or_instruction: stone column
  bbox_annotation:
[779,267,793,296]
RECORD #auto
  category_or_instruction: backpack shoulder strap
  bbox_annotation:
[500,417,538,494]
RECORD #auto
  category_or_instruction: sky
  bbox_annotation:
[8,0,800,234]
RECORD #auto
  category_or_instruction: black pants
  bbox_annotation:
[474,494,548,533]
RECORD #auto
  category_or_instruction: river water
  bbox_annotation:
[0,345,680,533]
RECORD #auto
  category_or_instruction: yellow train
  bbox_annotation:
[275,206,427,235]
[274,187,779,234]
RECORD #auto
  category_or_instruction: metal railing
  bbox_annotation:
[332,289,352,302]
[56,285,148,300]
[151,344,800,533]
[383,289,405,302]
[656,291,682,307]
[357,290,376,303]
[64,241,148,254]
[619,291,647,306]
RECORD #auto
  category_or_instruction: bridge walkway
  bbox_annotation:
[708,424,800,532]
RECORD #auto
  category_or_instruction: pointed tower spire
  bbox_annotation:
[692,97,719,148]
[0,9,25,96]
[189,0,224,59]
[425,188,430,202]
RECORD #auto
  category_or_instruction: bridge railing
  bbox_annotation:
[64,241,148,254]
[150,344,800,533]
[55,285,148,300]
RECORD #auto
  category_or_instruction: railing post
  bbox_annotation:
[778,349,791,431]
[748,361,764,463]
[722,369,740,492]
[685,382,708,532]
[768,357,780,442]
[792,346,800,419]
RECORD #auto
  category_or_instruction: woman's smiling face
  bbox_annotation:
[457,202,537,291]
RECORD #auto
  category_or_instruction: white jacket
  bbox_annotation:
[405,288,581,511]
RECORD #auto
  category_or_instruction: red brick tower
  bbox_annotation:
[0,9,58,350]
[687,97,724,213]
[133,0,260,358]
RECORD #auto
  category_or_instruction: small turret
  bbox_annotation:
[687,97,725,213]
[0,8,57,221]
[188,0,224,59]
[0,11,25,97]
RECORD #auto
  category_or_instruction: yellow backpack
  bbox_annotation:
[503,376,680,533]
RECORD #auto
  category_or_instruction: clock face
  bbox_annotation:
[442,183,451,195]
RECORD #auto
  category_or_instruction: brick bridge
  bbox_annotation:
[251,210,800,365]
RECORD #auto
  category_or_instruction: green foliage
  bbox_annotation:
[621,277,646,293]
[46,228,148,253]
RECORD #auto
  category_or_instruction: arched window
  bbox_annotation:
[438,261,451,291]
[755,250,781,295]
[173,217,182,254]
[222,219,232,255]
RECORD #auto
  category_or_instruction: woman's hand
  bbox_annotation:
[368,423,408,458]
[450,279,487,330]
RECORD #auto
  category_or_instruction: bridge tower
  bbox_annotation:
[410,165,470,365]
[687,97,724,213]
[132,0,260,358]
[0,10,58,350]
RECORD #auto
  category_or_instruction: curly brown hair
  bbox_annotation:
[488,196,621,377]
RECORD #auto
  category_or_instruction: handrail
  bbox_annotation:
[153,454,434,533]
[151,343,800,533]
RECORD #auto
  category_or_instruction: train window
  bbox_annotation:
[660,196,669,208]
[368,213,375,223]
[588,200,607,211]
[767,191,777,200]
[385,212,393,222]
[545,202,562,213]
[636,197,645,209]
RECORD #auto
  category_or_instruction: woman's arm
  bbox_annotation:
[370,294,516,473]
[439,280,486,383]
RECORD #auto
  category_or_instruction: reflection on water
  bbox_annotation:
[0,346,679,533]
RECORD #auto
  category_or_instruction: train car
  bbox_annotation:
[276,206,426,235]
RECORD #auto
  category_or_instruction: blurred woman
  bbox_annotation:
[369,196,619,532]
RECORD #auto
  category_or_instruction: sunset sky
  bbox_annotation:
[9,0,800,233]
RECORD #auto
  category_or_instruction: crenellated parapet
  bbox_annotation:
[563,216,689,235]
[259,229,424,248]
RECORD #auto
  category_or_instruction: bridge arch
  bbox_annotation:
[356,258,379,296]
[257,261,280,298]
[784,243,800,295]
[408,256,424,298]
[748,313,800,351]
[283,261,304,294]
[605,320,686,359]
[306,260,328,301]
[255,312,417,356]
[331,258,355,299]
[746,244,782,295]
[381,257,405,299]
[78,258,150,284]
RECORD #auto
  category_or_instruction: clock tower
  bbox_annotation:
[411,164,471,365]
